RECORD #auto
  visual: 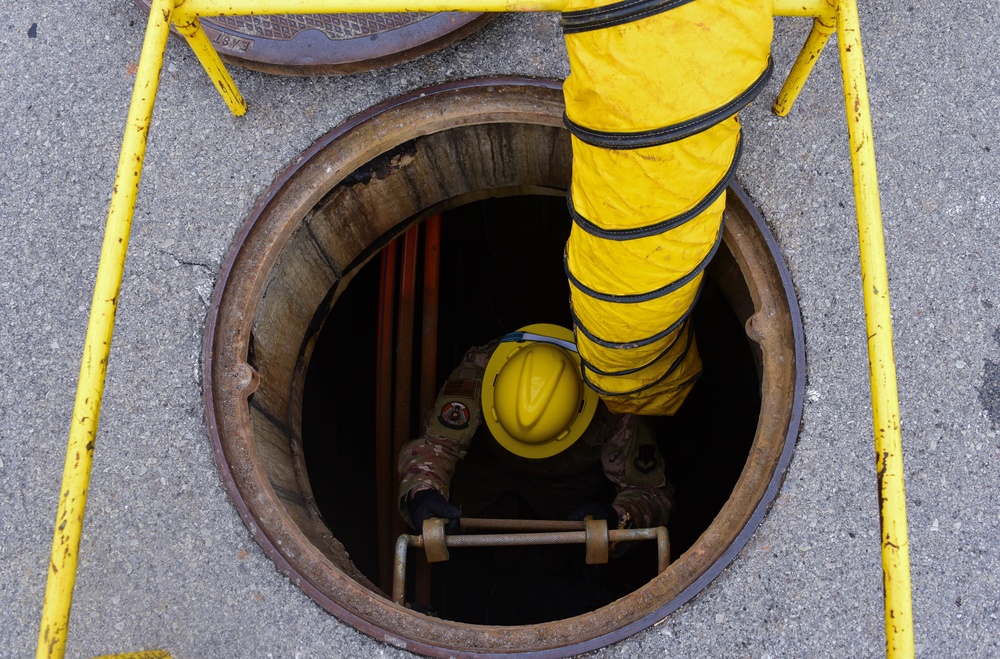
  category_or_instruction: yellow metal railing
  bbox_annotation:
[835,3,914,655]
[38,1,913,658]
[36,0,174,656]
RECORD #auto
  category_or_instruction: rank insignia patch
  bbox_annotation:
[439,401,471,429]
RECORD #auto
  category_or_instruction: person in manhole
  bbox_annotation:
[397,323,674,621]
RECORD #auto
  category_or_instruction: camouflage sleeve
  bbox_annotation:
[397,343,494,525]
[601,414,675,528]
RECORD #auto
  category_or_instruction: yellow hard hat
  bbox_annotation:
[482,324,599,459]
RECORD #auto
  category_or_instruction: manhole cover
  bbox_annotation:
[134,2,492,75]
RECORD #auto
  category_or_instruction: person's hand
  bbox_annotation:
[568,502,619,526]
[408,489,462,532]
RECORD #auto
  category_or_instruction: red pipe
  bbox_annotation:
[374,241,397,592]
[420,215,442,418]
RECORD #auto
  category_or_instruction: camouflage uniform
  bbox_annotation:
[398,341,674,529]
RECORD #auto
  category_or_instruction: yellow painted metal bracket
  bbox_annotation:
[38,0,913,657]
[171,9,246,115]
[773,0,837,116]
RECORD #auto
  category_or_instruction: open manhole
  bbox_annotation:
[204,78,804,656]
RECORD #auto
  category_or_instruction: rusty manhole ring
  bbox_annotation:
[134,1,492,75]
[204,78,805,656]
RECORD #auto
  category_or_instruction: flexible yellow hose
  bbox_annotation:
[562,0,773,413]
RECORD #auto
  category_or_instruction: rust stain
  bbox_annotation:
[127,61,139,76]
[875,450,889,516]
[342,142,418,187]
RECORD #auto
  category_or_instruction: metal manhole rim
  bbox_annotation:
[202,76,805,658]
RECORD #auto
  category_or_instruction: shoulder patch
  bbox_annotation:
[439,401,471,429]
[633,444,657,474]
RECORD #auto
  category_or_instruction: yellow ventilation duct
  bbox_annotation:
[562,0,773,413]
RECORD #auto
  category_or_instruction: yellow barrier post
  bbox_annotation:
[36,0,174,656]
[836,0,914,656]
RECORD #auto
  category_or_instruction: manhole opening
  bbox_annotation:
[301,194,760,624]
[206,78,803,657]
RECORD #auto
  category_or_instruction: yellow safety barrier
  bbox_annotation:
[38,1,913,658]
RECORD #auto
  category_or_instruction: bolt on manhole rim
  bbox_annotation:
[203,77,805,657]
